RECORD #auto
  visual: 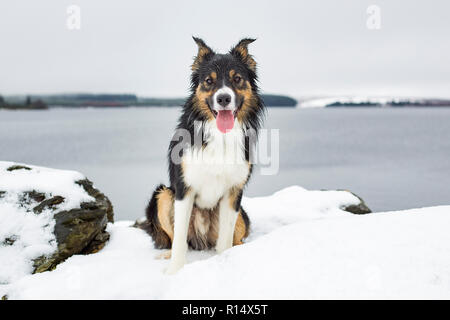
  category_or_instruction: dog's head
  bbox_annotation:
[189,37,263,133]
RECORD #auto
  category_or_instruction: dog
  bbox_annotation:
[139,37,265,274]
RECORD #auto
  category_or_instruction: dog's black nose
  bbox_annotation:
[217,93,231,108]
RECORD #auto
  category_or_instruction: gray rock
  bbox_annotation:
[339,190,372,214]
[32,179,114,273]
[6,165,32,171]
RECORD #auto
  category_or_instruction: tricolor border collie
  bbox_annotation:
[139,37,264,274]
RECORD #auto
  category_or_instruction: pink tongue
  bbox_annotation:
[216,110,234,133]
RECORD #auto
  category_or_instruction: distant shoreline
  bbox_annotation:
[1,93,298,109]
[299,96,450,108]
[3,94,450,110]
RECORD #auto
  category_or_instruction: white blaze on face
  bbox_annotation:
[212,85,236,111]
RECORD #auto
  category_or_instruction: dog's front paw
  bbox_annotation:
[156,250,172,260]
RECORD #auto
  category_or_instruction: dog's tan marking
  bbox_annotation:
[156,187,175,242]
[228,187,249,245]
[235,81,257,123]
[192,46,212,71]
[236,48,256,71]
[233,211,247,245]
[194,86,216,121]
[229,70,244,87]
[231,39,257,72]
[204,72,217,87]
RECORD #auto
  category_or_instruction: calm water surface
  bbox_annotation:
[1,107,449,220]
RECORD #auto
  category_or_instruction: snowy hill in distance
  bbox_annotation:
[299,96,450,108]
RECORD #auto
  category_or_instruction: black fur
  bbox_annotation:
[233,189,244,212]
[240,207,251,235]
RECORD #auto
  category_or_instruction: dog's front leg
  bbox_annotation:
[216,192,239,254]
[166,191,194,275]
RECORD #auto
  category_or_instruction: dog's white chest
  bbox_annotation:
[182,122,249,209]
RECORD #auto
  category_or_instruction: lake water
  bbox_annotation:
[1,107,449,220]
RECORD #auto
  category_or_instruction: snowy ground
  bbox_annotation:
[2,183,449,299]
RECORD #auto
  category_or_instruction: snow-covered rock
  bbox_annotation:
[0,162,113,293]
[2,183,448,300]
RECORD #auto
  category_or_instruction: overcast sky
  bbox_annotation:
[0,0,449,98]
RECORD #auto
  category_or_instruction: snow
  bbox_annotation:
[243,186,360,238]
[2,183,450,299]
[300,96,417,108]
[0,162,92,211]
[0,162,93,287]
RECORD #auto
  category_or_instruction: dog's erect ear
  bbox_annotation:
[192,37,214,71]
[230,38,257,72]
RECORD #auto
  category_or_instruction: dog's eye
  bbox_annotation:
[205,78,213,85]
[234,75,242,83]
